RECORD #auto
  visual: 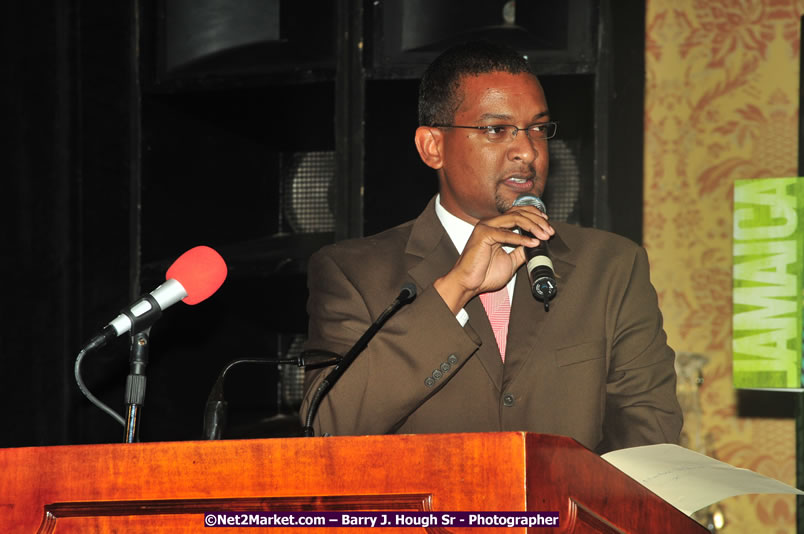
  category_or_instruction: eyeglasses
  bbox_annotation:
[433,121,558,143]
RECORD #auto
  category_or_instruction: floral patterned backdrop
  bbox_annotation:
[645,1,804,532]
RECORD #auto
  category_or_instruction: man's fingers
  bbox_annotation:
[504,207,555,239]
[474,223,541,248]
[474,209,554,243]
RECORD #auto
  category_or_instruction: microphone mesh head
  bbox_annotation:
[166,246,228,305]
[512,195,547,214]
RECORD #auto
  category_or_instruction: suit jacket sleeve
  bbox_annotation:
[300,247,480,436]
[597,245,682,453]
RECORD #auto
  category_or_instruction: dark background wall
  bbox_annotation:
[4,2,136,445]
[1,0,644,447]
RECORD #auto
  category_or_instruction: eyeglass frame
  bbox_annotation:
[431,121,558,143]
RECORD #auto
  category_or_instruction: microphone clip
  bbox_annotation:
[120,294,163,335]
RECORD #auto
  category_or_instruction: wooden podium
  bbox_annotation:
[0,432,705,533]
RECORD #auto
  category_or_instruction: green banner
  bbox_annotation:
[733,177,804,389]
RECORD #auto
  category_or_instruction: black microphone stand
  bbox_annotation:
[119,295,163,443]
[124,329,150,443]
[75,294,163,442]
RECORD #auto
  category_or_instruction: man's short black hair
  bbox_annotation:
[418,41,536,126]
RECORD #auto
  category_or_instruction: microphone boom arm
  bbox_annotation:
[302,284,416,437]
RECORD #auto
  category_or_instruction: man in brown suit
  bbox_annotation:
[301,42,682,454]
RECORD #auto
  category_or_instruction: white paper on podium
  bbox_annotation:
[601,444,804,516]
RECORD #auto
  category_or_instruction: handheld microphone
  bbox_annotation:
[303,283,417,437]
[512,195,557,310]
[83,245,228,352]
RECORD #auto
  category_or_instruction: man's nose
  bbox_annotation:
[507,130,538,164]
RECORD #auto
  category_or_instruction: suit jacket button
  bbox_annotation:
[432,369,443,380]
[447,354,458,364]
[440,362,451,372]
[424,377,436,387]
[503,394,515,407]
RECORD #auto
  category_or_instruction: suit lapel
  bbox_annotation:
[405,198,459,289]
[503,232,576,388]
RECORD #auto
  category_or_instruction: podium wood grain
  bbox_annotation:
[0,432,706,533]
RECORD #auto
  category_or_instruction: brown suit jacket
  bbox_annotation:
[301,197,682,453]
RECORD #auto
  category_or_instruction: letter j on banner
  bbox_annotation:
[733,177,804,389]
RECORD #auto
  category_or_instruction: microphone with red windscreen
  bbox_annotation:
[165,245,228,305]
[84,245,227,351]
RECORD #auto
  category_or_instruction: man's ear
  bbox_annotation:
[414,126,444,170]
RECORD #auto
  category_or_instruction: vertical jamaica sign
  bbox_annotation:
[733,177,804,389]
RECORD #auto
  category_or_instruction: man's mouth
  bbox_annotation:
[503,175,536,188]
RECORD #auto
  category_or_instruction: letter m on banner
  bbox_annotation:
[733,177,804,389]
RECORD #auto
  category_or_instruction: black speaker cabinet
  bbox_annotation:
[147,0,337,86]
[369,0,597,78]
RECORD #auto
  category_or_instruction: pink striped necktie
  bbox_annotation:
[479,287,511,361]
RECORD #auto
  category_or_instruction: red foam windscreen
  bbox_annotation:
[166,246,228,305]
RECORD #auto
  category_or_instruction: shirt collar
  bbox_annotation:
[434,194,475,254]
[435,194,516,255]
